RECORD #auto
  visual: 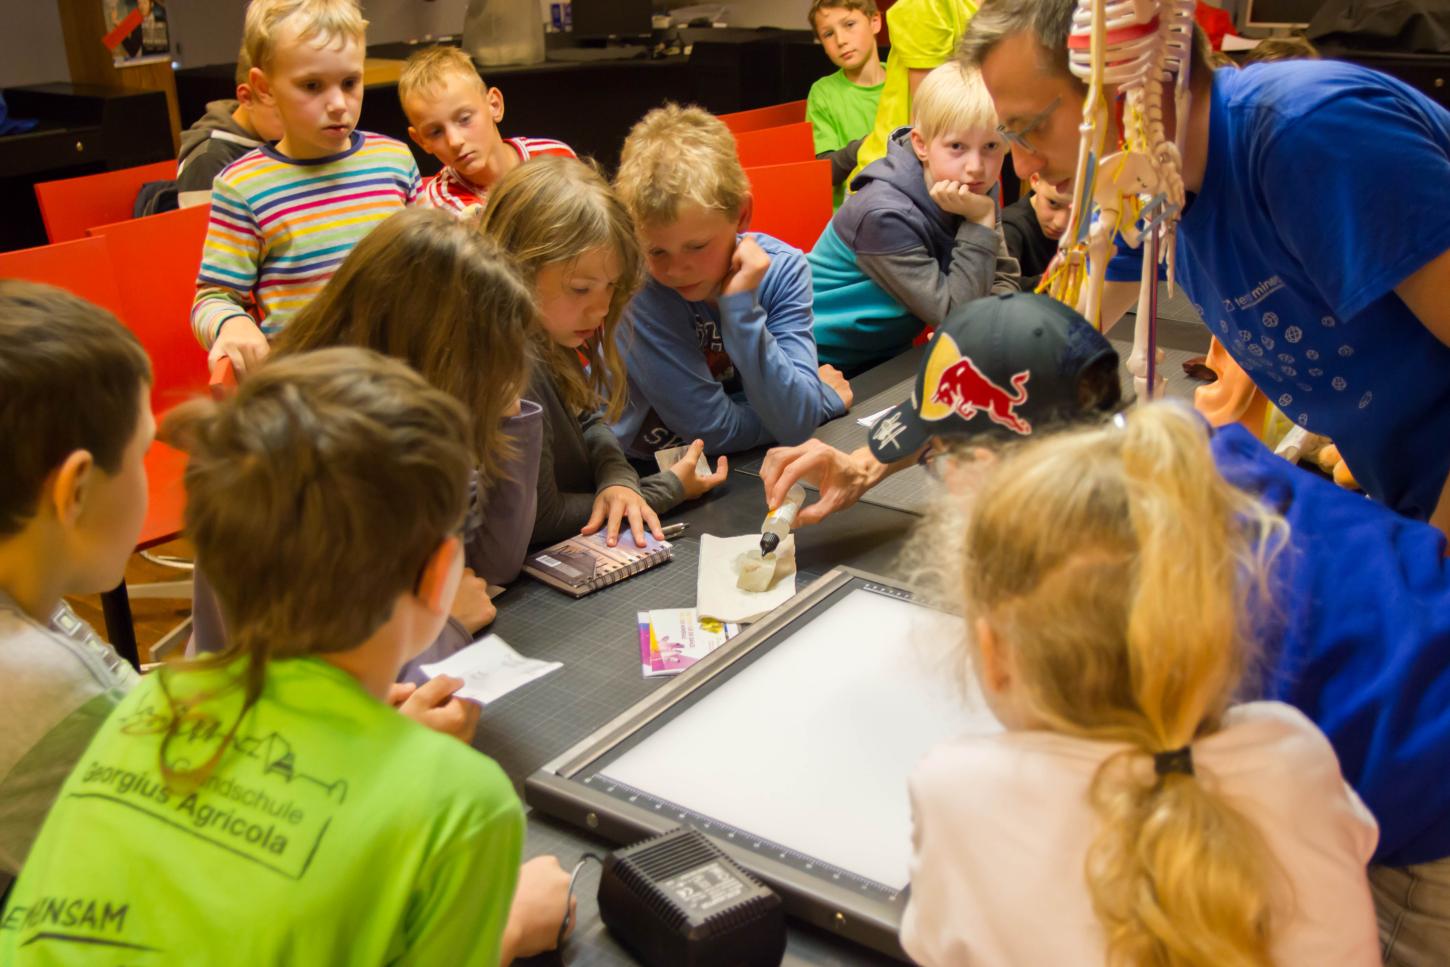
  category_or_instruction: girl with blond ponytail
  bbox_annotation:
[900,401,1380,966]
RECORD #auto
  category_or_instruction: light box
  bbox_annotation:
[525,568,1001,960]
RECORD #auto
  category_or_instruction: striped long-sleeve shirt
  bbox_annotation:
[190,131,421,348]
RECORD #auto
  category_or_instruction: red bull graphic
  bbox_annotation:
[918,333,1033,435]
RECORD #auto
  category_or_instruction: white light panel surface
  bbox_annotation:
[598,588,1002,891]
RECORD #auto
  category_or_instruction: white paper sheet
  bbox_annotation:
[418,634,561,705]
[599,588,1001,891]
[653,443,710,477]
[856,405,896,428]
[697,533,798,623]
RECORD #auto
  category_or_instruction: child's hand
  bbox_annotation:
[668,439,729,500]
[819,364,854,409]
[389,676,481,743]
[501,856,577,961]
[582,485,665,548]
[929,180,997,227]
[209,316,271,377]
[448,566,496,634]
[720,237,772,298]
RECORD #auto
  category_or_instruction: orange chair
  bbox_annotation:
[0,232,195,668]
[720,99,809,134]
[734,121,816,168]
[88,204,212,415]
[744,159,833,252]
[33,159,178,244]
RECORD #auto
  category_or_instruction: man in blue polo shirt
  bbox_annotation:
[957,0,1450,542]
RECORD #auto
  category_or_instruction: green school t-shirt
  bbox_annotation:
[807,68,887,207]
[850,0,978,186]
[0,655,523,966]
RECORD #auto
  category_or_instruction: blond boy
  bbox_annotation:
[400,46,575,215]
[0,347,572,964]
[190,0,421,376]
[806,0,887,205]
[808,60,1020,373]
[609,104,852,458]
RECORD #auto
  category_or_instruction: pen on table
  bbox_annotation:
[661,523,688,539]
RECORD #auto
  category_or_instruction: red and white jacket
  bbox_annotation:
[417,137,577,214]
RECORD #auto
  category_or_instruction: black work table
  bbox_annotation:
[481,360,922,965]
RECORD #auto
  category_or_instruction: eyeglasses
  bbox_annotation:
[996,96,1061,155]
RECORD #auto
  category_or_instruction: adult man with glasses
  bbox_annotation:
[958,0,1450,542]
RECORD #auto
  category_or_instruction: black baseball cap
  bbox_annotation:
[866,293,1121,463]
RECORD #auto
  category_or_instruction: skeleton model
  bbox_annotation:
[1040,0,1195,402]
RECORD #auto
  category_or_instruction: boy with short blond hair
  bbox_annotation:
[400,45,575,215]
[0,347,531,964]
[610,103,851,457]
[809,60,1019,373]
[0,281,151,879]
[806,0,886,206]
[190,0,421,377]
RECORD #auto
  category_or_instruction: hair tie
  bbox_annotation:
[1153,746,1194,777]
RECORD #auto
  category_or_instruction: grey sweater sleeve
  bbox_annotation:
[532,373,645,546]
[855,220,1004,327]
[991,225,1023,296]
[638,469,686,516]
[465,401,543,586]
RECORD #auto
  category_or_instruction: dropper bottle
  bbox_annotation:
[760,483,806,555]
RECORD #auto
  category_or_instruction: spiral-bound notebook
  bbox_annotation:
[523,530,673,597]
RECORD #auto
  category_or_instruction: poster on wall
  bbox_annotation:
[101,0,172,68]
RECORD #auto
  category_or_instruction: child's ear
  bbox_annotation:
[735,193,754,233]
[973,616,1014,695]
[49,450,96,528]
[870,12,882,34]
[249,67,275,107]
[415,535,463,614]
[487,86,505,123]
[406,124,427,152]
[910,128,929,163]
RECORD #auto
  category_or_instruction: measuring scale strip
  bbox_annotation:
[584,773,902,901]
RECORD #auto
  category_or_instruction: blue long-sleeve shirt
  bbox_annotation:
[610,232,847,457]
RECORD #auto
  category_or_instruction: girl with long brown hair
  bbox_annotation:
[479,155,727,548]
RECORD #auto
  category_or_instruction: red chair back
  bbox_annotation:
[87,204,211,414]
[734,122,815,168]
[720,100,809,134]
[745,160,833,252]
[0,236,128,318]
[34,159,178,244]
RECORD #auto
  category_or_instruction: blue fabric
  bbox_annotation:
[808,223,918,369]
[1110,61,1450,519]
[610,232,846,457]
[0,95,36,136]
[1212,424,1450,866]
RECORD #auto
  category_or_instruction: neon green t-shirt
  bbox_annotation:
[849,0,979,186]
[807,67,887,207]
[0,655,523,965]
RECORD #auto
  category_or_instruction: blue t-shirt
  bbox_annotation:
[1212,424,1450,867]
[1111,61,1450,519]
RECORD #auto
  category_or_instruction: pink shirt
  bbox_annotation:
[901,701,1380,966]
[416,137,576,214]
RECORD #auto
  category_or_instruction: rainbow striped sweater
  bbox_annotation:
[190,131,421,348]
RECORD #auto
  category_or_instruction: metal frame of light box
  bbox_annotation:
[526,567,929,962]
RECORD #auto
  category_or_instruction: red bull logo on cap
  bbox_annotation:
[918,333,1032,436]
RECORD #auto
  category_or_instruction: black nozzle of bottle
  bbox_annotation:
[759,532,781,556]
